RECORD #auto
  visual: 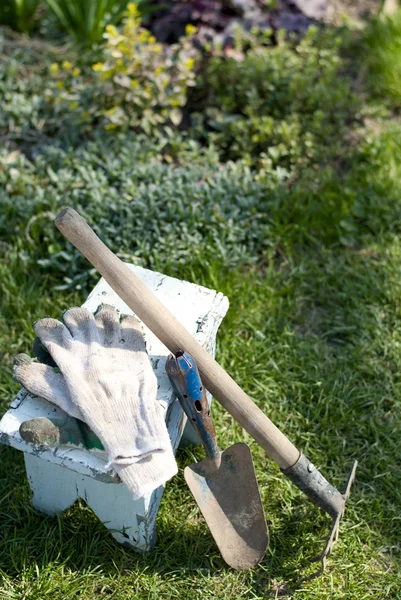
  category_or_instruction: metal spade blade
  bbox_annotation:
[185,442,268,570]
[166,351,268,571]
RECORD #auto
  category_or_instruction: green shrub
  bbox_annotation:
[45,4,196,134]
[199,27,359,173]
[0,8,195,141]
[2,20,400,295]
[1,119,401,292]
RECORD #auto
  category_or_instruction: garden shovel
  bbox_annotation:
[166,351,268,570]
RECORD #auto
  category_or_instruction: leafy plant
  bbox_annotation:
[0,0,40,33]
[198,27,358,173]
[46,3,197,133]
[44,0,151,46]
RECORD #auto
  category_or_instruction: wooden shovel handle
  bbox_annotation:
[55,208,299,469]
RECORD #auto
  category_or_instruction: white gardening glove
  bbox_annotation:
[13,304,178,499]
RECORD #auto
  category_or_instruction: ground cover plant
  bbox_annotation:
[1,7,401,599]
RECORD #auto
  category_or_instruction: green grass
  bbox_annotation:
[1,19,401,599]
[2,238,401,598]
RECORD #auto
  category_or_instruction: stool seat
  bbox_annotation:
[0,265,228,551]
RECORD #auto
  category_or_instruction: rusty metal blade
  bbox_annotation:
[184,442,268,570]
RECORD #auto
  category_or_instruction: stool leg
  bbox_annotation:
[23,453,159,551]
[81,475,159,551]
[24,454,78,515]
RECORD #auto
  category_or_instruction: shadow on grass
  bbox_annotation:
[0,442,330,593]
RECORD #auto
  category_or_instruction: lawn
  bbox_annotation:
[1,9,401,599]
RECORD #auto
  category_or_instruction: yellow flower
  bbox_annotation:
[184,57,195,70]
[62,60,72,71]
[69,101,78,110]
[105,123,117,130]
[126,2,139,17]
[49,63,59,75]
[56,81,64,89]
[72,67,81,77]
[185,24,197,36]
[105,24,118,37]
[92,62,104,72]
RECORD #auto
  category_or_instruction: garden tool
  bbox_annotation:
[54,207,357,575]
[166,350,268,570]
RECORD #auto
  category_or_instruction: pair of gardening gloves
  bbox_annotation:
[13,304,178,499]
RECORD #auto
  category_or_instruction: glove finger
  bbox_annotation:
[94,303,122,346]
[120,314,146,351]
[33,336,57,368]
[34,317,73,352]
[13,354,83,420]
[14,353,65,401]
[62,307,99,344]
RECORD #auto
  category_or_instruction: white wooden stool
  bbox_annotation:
[0,265,228,551]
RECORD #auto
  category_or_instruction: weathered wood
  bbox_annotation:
[56,207,300,469]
